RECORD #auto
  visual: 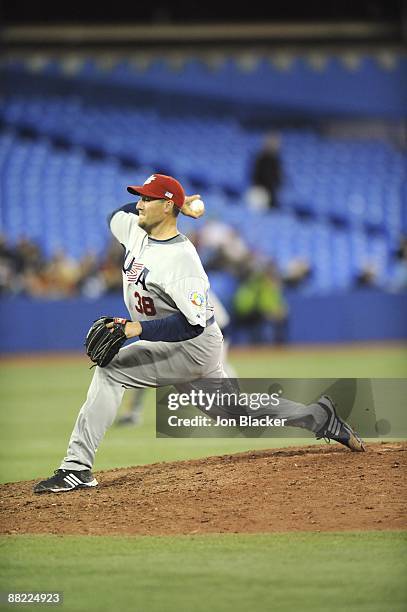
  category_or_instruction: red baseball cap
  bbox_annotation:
[127,174,185,209]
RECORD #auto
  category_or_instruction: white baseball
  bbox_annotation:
[189,199,205,214]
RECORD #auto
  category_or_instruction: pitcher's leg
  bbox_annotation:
[60,365,126,470]
[60,341,162,471]
[253,393,365,451]
[180,377,327,434]
[185,378,364,450]
[259,398,328,433]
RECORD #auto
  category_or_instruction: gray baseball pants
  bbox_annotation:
[60,323,327,471]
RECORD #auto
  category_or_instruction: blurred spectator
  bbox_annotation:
[77,253,103,297]
[354,263,380,289]
[193,219,251,276]
[40,249,80,298]
[0,235,126,298]
[99,239,124,293]
[282,257,312,289]
[0,235,46,295]
[233,260,289,344]
[388,236,407,293]
[0,235,16,294]
[79,240,123,297]
[246,132,283,211]
[14,236,45,276]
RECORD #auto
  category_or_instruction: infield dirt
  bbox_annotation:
[1,442,405,536]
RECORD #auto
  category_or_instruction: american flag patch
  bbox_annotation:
[126,261,144,281]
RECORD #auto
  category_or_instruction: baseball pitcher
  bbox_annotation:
[34,174,364,493]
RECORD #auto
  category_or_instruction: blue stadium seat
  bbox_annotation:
[0,92,405,293]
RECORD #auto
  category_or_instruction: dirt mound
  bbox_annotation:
[1,442,406,536]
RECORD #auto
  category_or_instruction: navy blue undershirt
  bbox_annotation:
[108,204,205,342]
[107,202,138,225]
[140,313,204,342]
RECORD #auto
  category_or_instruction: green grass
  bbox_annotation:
[0,344,406,483]
[1,532,406,612]
[231,344,407,378]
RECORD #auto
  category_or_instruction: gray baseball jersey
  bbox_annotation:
[110,211,214,327]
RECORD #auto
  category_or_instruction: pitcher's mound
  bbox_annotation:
[1,442,406,536]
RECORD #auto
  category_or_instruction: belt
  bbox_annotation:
[206,316,215,327]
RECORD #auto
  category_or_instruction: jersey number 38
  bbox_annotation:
[134,291,157,316]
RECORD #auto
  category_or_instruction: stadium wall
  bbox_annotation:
[1,290,406,353]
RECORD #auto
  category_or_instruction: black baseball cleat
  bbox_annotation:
[33,469,98,494]
[315,395,365,452]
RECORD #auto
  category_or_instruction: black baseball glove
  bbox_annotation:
[85,316,129,367]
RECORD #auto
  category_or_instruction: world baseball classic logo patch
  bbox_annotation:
[189,291,205,307]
